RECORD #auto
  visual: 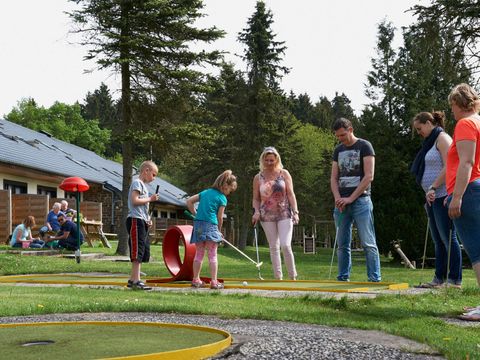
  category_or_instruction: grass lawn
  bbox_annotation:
[1,242,479,359]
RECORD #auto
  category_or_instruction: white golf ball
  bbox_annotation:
[242,281,248,286]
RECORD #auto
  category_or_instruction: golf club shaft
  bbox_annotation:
[253,226,264,279]
[421,217,430,270]
[222,237,261,267]
[329,211,343,279]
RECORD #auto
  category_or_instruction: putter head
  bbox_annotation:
[255,261,263,269]
[75,249,81,264]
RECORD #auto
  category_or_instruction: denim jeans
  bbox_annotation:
[425,197,462,284]
[451,179,480,265]
[333,196,381,282]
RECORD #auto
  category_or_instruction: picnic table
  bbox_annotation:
[79,219,112,248]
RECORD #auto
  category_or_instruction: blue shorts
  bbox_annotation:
[190,220,222,244]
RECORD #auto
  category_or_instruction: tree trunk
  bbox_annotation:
[115,0,133,256]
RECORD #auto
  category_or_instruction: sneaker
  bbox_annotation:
[210,281,224,290]
[127,280,133,288]
[131,281,152,291]
[191,279,205,288]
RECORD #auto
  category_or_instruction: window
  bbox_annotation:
[4,180,27,194]
[37,186,57,198]
[169,212,177,219]
[160,211,168,218]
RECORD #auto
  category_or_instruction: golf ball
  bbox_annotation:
[242,281,248,286]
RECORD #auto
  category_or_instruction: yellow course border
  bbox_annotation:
[0,321,231,360]
[0,274,409,293]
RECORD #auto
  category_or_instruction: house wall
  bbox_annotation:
[0,173,65,196]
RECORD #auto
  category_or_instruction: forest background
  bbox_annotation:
[4,0,479,260]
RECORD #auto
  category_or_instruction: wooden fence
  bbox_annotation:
[1,194,104,244]
[0,190,12,244]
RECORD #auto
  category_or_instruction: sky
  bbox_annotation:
[0,0,427,117]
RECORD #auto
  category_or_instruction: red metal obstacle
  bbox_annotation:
[161,225,195,281]
[147,224,223,285]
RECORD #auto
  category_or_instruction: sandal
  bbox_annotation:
[210,281,224,290]
[458,308,480,322]
[191,279,206,288]
[414,281,443,289]
[463,306,480,312]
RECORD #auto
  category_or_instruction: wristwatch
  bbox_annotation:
[428,185,436,192]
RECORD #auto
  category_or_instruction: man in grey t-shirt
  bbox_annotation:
[330,118,381,282]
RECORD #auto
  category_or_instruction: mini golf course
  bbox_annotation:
[0,321,231,359]
[0,273,408,292]
[0,225,408,359]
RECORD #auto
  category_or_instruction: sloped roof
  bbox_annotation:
[0,119,187,207]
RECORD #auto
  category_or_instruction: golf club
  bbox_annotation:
[149,185,160,217]
[328,211,343,279]
[222,237,264,269]
[253,225,264,280]
[421,217,430,270]
[444,226,453,300]
[184,209,264,273]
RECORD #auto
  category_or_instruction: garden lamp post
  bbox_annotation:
[59,177,90,263]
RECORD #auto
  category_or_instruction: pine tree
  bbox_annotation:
[69,0,224,255]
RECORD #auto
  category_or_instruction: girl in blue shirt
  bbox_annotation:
[186,170,237,289]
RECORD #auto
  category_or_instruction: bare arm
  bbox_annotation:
[15,228,23,242]
[130,189,159,206]
[449,140,475,218]
[282,169,300,224]
[426,133,451,204]
[330,161,341,204]
[217,206,225,231]
[186,194,200,217]
[252,174,261,225]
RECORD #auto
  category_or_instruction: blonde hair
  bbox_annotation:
[212,170,237,191]
[23,216,36,229]
[259,146,283,172]
[139,160,158,174]
[448,83,480,112]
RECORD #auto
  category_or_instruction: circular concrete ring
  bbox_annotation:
[0,321,231,359]
[162,225,195,281]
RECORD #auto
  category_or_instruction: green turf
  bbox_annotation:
[0,323,226,359]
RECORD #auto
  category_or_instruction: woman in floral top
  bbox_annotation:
[252,147,299,280]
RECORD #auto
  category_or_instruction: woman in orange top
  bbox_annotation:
[446,83,480,321]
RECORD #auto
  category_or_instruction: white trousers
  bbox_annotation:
[261,218,297,280]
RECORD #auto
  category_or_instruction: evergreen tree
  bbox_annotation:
[411,0,480,80]
[69,0,224,255]
[81,83,120,158]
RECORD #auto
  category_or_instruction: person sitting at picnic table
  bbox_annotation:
[46,202,62,232]
[60,200,77,221]
[10,216,45,249]
[45,212,84,250]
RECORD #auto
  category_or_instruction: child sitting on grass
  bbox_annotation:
[187,170,237,289]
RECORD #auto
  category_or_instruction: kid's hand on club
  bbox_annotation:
[150,193,160,202]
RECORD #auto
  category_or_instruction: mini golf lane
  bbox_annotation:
[0,274,408,292]
[0,321,231,360]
